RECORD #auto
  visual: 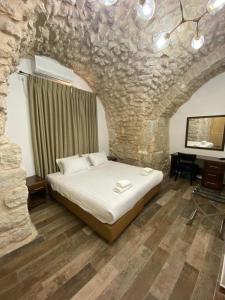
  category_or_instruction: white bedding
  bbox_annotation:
[47,161,163,224]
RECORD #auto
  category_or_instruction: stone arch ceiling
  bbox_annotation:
[1,0,225,168]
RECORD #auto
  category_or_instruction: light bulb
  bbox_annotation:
[191,35,205,50]
[98,0,118,6]
[153,32,170,51]
[207,0,225,14]
[137,0,156,21]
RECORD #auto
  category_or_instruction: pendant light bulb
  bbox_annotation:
[98,0,118,6]
[191,35,205,50]
[153,32,170,51]
[136,0,156,21]
[207,0,225,14]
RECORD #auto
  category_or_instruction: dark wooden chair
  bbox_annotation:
[174,153,198,185]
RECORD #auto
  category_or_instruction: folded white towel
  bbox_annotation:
[113,184,132,194]
[116,180,131,189]
[141,167,154,176]
[144,167,153,173]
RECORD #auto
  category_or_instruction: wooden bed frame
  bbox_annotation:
[48,184,161,243]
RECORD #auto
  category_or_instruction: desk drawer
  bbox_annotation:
[204,161,225,174]
[204,172,219,183]
[28,182,46,192]
[202,160,225,190]
[202,180,219,189]
[29,186,45,194]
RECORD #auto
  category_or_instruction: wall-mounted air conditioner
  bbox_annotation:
[34,55,74,84]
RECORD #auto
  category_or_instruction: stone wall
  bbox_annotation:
[0,0,225,256]
[0,0,41,257]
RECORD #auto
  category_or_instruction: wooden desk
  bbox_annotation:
[170,153,225,190]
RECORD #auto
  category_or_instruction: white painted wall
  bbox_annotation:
[6,57,109,176]
[170,72,225,158]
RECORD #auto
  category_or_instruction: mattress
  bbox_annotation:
[47,161,163,224]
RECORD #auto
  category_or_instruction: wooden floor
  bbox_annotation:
[0,179,225,300]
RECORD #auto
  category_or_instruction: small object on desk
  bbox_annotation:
[219,158,225,160]
[26,175,47,210]
[107,156,118,162]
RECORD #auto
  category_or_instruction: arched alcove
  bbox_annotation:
[1,0,225,256]
[134,45,225,174]
[170,71,225,156]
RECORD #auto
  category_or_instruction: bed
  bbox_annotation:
[47,161,163,243]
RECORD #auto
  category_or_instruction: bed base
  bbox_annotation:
[48,184,161,243]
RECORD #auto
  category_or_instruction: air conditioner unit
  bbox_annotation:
[34,55,74,84]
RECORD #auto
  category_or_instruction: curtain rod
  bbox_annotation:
[17,71,97,96]
[17,70,73,86]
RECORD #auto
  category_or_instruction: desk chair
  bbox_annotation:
[174,153,198,185]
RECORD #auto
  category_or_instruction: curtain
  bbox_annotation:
[28,75,98,177]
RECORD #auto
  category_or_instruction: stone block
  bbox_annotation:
[0,97,6,110]
[9,222,33,243]
[0,221,33,250]
[0,82,8,96]
[0,143,21,170]
[0,32,14,58]
[0,15,21,40]
[0,168,26,191]
[0,110,6,135]
[0,71,8,85]
[3,185,28,209]
[0,135,9,145]
[0,206,30,233]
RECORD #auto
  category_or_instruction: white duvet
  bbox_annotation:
[47,161,163,224]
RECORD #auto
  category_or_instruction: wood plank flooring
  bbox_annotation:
[0,179,224,300]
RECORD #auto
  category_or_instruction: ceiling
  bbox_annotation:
[30,0,225,115]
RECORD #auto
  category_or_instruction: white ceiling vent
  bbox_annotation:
[34,55,74,84]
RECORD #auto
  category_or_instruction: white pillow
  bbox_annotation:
[63,157,91,175]
[56,155,79,174]
[81,153,92,166]
[89,152,108,167]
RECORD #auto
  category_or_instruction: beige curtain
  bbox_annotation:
[28,75,98,177]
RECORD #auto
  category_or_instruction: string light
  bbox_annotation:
[191,35,205,50]
[207,0,225,15]
[153,32,170,51]
[136,0,156,21]
[98,0,118,6]
[99,0,225,51]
